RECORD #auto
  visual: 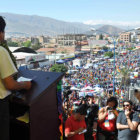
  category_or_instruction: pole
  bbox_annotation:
[113,39,116,96]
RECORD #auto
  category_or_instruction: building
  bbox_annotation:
[136,33,140,42]
[119,32,131,42]
[88,40,108,49]
[56,34,87,47]
[31,37,39,44]
[37,46,76,55]
[38,36,50,44]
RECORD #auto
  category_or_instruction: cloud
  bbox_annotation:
[83,20,140,27]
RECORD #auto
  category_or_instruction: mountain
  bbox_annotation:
[1,13,93,36]
[0,13,123,37]
[97,25,124,35]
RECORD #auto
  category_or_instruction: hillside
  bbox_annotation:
[0,13,123,36]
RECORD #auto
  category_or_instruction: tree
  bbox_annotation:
[102,46,109,51]
[22,41,31,47]
[126,47,134,51]
[50,64,68,73]
[104,52,113,58]
[31,43,42,50]
[99,34,103,40]
[119,67,131,99]
[7,41,19,47]
[105,38,108,41]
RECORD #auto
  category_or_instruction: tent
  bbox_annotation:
[56,59,65,64]
[93,64,98,68]
[87,92,94,97]
[79,92,85,97]
[70,86,80,91]
[81,86,93,91]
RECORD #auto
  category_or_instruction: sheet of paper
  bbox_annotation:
[17,76,33,82]
[79,129,87,135]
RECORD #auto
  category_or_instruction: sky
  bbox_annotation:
[1,0,140,27]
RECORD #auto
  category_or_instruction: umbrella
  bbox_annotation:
[84,86,93,90]
[56,59,65,64]
[70,86,80,91]
[81,86,93,91]
[110,84,113,86]
[87,92,93,97]
[108,88,113,91]
[79,92,85,97]
[93,64,98,68]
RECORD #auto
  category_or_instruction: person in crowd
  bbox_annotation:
[85,94,99,140]
[117,100,139,140]
[134,89,140,102]
[65,104,87,140]
[63,100,71,121]
[134,89,140,140]
[87,94,95,105]
[0,16,32,140]
[79,97,87,105]
[98,96,118,140]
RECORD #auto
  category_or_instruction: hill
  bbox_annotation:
[0,13,123,37]
[97,25,124,35]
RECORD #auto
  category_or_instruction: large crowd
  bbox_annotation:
[60,49,140,140]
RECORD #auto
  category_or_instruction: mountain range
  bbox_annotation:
[0,13,124,37]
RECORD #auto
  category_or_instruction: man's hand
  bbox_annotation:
[3,76,32,91]
[105,106,109,112]
[23,81,32,90]
[76,128,85,134]
[125,109,131,117]
[65,127,85,138]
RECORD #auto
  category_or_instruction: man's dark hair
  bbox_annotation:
[75,104,88,115]
[107,96,118,109]
[0,16,6,32]
[123,100,133,106]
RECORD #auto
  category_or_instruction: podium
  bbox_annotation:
[10,69,63,140]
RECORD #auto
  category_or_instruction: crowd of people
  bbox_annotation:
[60,48,140,139]
[62,93,140,140]
[0,15,140,140]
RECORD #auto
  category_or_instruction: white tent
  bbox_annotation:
[70,86,80,91]
[79,92,85,97]
[81,86,93,91]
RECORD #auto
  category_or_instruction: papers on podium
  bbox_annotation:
[17,76,35,82]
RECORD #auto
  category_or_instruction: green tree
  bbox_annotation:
[126,47,134,51]
[119,68,131,99]
[31,43,42,50]
[23,41,31,47]
[7,41,19,47]
[50,64,68,73]
[99,34,103,40]
[102,46,109,51]
[104,52,113,58]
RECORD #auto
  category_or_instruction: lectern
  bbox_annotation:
[10,69,63,140]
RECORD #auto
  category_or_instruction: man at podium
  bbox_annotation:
[0,16,32,140]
